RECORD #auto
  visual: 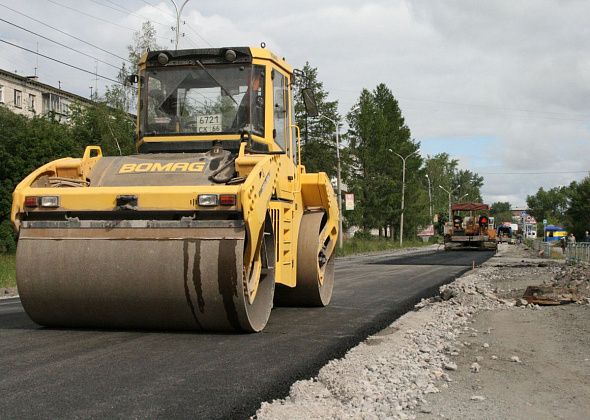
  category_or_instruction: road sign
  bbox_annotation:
[417,224,435,237]
[345,193,355,211]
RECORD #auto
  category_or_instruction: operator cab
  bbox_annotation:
[132,47,300,156]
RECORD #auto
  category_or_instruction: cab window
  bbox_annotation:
[272,70,288,150]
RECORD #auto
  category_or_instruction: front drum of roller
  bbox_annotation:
[16,226,274,332]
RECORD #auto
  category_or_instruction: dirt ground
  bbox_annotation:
[420,245,590,419]
[421,301,590,419]
[256,243,590,419]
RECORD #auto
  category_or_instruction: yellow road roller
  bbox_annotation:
[11,47,339,332]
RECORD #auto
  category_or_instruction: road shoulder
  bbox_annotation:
[255,244,590,419]
[0,287,17,299]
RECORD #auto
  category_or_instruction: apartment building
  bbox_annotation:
[0,68,92,120]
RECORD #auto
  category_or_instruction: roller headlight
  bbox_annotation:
[198,194,218,207]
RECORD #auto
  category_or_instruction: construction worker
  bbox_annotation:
[233,70,263,131]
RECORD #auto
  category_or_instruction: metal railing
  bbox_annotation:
[566,242,590,265]
[526,238,553,257]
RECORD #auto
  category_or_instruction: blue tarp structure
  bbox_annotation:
[544,225,567,241]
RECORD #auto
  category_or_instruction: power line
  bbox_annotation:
[0,3,130,63]
[138,0,213,47]
[186,24,213,47]
[137,0,194,48]
[332,87,590,122]
[0,38,123,85]
[90,0,171,30]
[91,0,200,50]
[0,17,120,70]
[46,0,170,44]
[399,96,590,119]
[480,170,589,175]
[47,0,138,32]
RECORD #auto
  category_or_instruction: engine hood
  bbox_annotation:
[89,149,234,187]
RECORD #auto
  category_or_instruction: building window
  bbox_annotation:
[14,89,22,108]
[0,85,4,103]
[28,93,36,112]
[47,93,70,116]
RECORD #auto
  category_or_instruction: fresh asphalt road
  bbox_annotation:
[0,249,493,419]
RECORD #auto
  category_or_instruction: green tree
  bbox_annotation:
[0,107,80,251]
[526,185,572,227]
[453,169,483,202]
[566,176,590,238]
[490,201,513,223]
[0,102,135,251]
[293,62,340,178]
[68,102,135,156]
[346,84,423,238]
[105,21,161,112]
[423,153,459,222]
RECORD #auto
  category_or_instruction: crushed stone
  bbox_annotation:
[255,245,590,420]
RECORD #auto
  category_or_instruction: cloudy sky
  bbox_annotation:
[1,0,588,206]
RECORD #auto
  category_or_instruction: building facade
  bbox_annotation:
[511,208,538,239]
[0,69,92,120]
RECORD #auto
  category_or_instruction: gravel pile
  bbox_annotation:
[550,264,590,299]
[255,266,512,420]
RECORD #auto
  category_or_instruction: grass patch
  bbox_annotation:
[336,237,434,257]
[0,253,16,289]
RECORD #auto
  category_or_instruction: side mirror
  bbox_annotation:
[126,74,139,85]
[302,88,318,117]
[292,69,304,85]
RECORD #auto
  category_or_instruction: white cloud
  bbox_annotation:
[0,0,588,207]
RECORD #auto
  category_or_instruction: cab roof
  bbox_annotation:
[451,202,490,211]
[139,46,293,74]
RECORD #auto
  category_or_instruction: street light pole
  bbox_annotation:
[390,149,420,247]
[458,193,469,202]
[169,0,190,50]
[320,115,343,249]
[438,184,461,223]
[425,174,433,221]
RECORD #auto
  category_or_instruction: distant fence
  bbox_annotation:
[526,239,553,257]
[566,242,590,265]
[525,239,590,264]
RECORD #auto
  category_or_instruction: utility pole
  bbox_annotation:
[425,174,433,221]
[34,41,39,76]
[439,184,461,223]
[320,114,343,249]
[169,0,190,50]
[94,59,98,100]
[390,149,420,247]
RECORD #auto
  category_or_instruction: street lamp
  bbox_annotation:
[169,0,190,50]
[425,174,433,221]
[320,114,343,249]
[458,192,469,202]
[389,149,420,247]
[439,184,461,223]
